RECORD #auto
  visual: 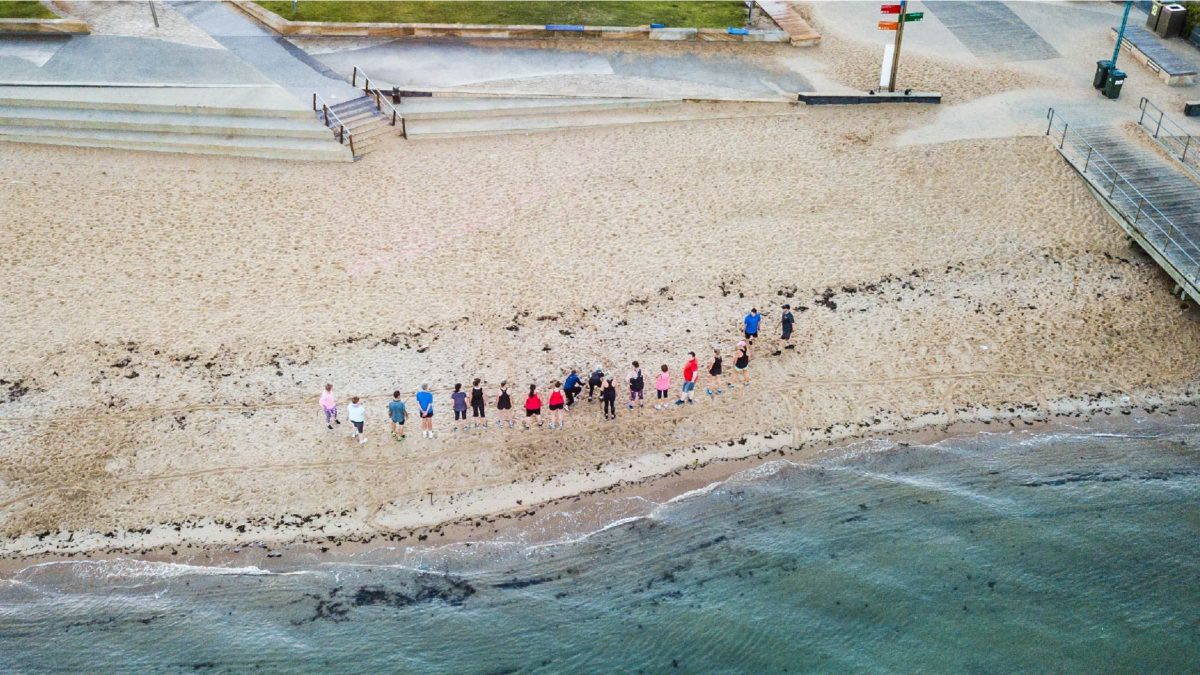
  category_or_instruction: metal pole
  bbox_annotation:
[1111,0,1132,68]
[1060,122,1068,149]
[1084,146,1093,172]
[1183,135,1191,162]
[888,0,907,93]
[1154,111,1164,138]
[352,67,357,88]
[148,1,159,28]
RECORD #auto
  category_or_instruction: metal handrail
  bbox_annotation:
[1046,108,1200,282]
[1138,97,1199,182]
[311,91,355,156]
[351,65,406,138]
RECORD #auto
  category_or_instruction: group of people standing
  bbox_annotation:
[317,306,796,443]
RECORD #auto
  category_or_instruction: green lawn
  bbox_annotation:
[0,1,56,19]
[256,1,748,28]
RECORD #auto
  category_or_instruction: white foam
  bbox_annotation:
[13,559,276,582]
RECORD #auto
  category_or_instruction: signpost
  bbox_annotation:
[878,0,923,92]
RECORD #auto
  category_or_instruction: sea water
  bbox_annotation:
[2,416,1198,673]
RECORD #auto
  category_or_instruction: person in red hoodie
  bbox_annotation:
[676,352,699,406]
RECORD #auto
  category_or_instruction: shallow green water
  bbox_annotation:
[2,419,1198,672]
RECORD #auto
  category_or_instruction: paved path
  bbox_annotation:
[925,1,1060,62]
[305,39,810,98]
[168,0,361,105]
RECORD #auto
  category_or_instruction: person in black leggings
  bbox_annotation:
[469,378,486,428]
[601,378,617,420]
[587,365,605,402]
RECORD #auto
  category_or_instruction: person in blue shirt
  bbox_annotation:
[743,308,763,343]
[416,384,435,438]
[387,390,407,441]
[563,369,582,408]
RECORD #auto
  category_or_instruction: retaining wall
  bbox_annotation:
[233,1,789,43]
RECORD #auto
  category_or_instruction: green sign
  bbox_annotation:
[904,11,923,21]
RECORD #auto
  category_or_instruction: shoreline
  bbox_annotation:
[2,383,1196,574]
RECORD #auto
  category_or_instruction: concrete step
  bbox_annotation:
[404,107,713,139]
[395,96,682,120]
[331,97,377,115]
[0,125,352,162]
[339,109,384,126]
[0,86,314,119]
[0,105,332,139]
[353,123,395,143]
[350,117,390,134]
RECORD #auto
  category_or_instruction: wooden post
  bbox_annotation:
[887,0,907,92]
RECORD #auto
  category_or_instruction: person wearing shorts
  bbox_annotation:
[495,381,515,428]
[744,308,762,343]
[677,352,699,405]
[780,304,795,342]
[627,361,645,409]
[387,390,407,440]
[524,384,543,428]
[547,381,566,429]
[706,349,724,396]
[733,341,750,387]
[347,396,367,445]
[416,384,435,438]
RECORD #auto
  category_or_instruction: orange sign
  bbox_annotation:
[878,20,898,30]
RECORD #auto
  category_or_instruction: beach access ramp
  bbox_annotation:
[1046,108,1200,305]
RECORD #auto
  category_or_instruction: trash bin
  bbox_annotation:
[1156,3,1186,38]
[1104,69,1126,99]
[1093,60,1113,89]
[1146,0,1163,30]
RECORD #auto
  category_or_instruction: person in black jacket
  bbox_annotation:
[587,364,605,402]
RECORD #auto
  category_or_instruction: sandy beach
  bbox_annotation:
[3,4,1200,564]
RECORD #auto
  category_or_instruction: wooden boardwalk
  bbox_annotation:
[1062,124,1200,300]
[757,1,820,47]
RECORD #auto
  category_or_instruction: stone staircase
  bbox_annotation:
[0,86,352,162]
[324,95,394,158]
[397,96,686,140]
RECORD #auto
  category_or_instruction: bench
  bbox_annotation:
[1186,101,1199,117]
[1110,25,1198,86]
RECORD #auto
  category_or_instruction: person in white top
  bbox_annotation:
[347,396,367,444]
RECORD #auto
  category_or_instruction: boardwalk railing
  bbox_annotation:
[312,91,355,156]
[1046,107,1200,295]
[351,65,406,138]
[1138,97,1200,182]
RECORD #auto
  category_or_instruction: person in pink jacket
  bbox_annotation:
[320,383,339,430]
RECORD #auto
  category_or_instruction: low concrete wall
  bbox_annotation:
[233,1,788,43]
[798,91,941,105]
[0,1,88,35]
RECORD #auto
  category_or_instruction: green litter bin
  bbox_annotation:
[1104,69,1126,99]
[1093,60,1112,89]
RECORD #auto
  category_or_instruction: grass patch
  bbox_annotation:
[256,1,748,28]
[0,1,57,19]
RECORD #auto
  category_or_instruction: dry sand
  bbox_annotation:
[1,68,1199,561]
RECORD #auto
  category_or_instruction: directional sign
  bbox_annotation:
[880,4,901,13]
[878,20,898,30]
[904,11,924,21]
